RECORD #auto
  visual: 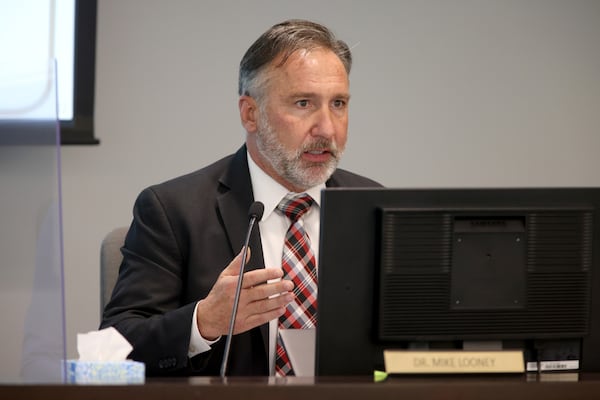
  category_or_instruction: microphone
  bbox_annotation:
[220,201,265,378]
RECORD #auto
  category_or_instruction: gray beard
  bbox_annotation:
[255,116,343,191]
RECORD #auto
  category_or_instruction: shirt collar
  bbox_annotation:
[247,151,324,220]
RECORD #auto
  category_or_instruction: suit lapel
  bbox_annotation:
[325,172,342,188]
[216,146,269,356]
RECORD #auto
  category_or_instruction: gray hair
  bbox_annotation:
[238,19,352,100]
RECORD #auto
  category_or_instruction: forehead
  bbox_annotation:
[265,48,349,95]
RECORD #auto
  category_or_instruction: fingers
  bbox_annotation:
[233,292,293,335]
[245,290,294,316]
[221,247,252,276]
[241,267,284,288]
[221,246,286,287]
[244,278,293,302]
[198,249,295,337]
[241,306,289,333]
[229,271,294,335]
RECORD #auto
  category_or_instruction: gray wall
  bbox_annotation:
[60,0,600,357]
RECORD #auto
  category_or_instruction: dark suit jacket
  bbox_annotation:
[100,145,381,376]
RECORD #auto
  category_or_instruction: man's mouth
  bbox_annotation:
[302,149,333,163]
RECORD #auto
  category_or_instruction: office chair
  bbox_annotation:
[99,226,128,314]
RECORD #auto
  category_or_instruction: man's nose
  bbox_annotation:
[310,107,336,138]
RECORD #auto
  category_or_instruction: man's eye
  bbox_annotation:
[332,99,346,108]
[296,100,309,108]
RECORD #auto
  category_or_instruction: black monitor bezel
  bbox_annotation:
[315,187,600,376]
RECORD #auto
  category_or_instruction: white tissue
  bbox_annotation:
[77,327,133,361]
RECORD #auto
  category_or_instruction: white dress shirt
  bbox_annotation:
[188,152,323,376]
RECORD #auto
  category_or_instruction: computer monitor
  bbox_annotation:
[316,187,600,375]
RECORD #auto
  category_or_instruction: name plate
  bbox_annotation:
[384,350,524,374]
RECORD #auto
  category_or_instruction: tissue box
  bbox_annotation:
[65,360,145,384]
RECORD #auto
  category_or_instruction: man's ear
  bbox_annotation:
[239,95,259,133]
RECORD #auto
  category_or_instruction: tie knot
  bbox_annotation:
[277,193,314,222]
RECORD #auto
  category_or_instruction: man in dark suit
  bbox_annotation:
[101,19,380,376]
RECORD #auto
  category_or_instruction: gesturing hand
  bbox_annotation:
[195,248,294,340]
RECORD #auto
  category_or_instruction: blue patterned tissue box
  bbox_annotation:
[65,360,145,384]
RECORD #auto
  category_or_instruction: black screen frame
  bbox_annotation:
[315,187,600,376]
[0,0,98,146]
[60,0,98,145]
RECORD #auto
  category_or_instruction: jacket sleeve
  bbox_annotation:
[100,187,215,376]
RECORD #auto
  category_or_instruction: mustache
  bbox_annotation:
[299,138,340,158]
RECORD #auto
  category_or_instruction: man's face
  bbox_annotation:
[246,48,350,192]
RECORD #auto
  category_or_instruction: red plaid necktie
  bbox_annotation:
[275,193,317,377]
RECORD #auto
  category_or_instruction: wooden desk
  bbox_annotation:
[2,374,600,400]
